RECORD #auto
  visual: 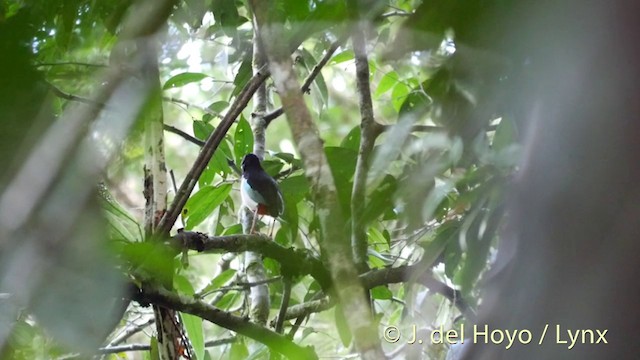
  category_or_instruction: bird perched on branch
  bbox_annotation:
[240,153,284,234]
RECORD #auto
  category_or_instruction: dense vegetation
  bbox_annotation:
[2,1,638,360]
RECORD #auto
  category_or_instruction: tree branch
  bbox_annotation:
[172,230,471,317]
[99,337,236,354]
[157,68,270,235]
[249,3,384,357]
[172,230,331,291]
[131,284,319,360]
[263,38,343,125]
[106,317,155,347]
[163,124,205,146]
[275,276,292,333]
[350,17,377,272]
[163,96,221,117]
[36,61,108,68]
[49,83,106,107]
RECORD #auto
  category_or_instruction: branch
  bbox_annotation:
[99,337,236,354]
[131,284,319,360]
[172,230,331,291]
[36,61,108,68]
[249,2,384,356]
[381,10,413,18]
[276,264,472,322]
[173,230,471,319]
[275,276,292,333]
[49,83,105,107]
[361,264,474,321]
[350,18,377,272]
[157,68,270,235]
[163,96,221,117]
[263,39,343,125]
[163,124,205,146]
[107,317,155,346]
[376,123,499,136]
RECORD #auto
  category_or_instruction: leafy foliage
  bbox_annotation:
[0,0,522,359]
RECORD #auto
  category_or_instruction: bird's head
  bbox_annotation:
[241,153,262,173]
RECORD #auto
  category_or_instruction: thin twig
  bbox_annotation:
[163,96,221,117]
[98,337,237,354]
[107,317,156,346]
[49,83,105,107]
[350,18,377,272]
[163,124,205,146]
[36,61,108,68]
[381,10,413,18]
[275,276,292,333]
[263,38,345,125]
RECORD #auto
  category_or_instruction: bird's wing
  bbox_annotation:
[245,172,284,217]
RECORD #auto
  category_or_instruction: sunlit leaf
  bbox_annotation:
[231,57,252,98]
[163,72,208,90]
[193,120,214,141]
[375,71,399,98]
[184,184,232,229]
[340,125,361,151]
[230,340,249,360]
[330,50,355,64]
[334,305,352,347]
[391,82,410,112]
[234,115,253,164]
[199,269,237,295]
[371,285,393,300]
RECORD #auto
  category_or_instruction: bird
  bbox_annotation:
[240,153,284,234]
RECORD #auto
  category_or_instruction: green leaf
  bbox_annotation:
[172,275,205,358]
[200,138,233,187]
[101,192,143,243]
[182,313,204,360]
[492,116,516,151]
[230,340,249,360]
[211,0,243,29]
[116,242,175,287]
[391,82,410,112]
[375,71,399,98]
[334,305,352,347]
[150,336,160,360]
[231,57,252,98]
[340,125,361,151]
[420,220,459,267]
[279,175,307,242]
[261,159,284,177]
[222,223,243,235]
[279,175,310,205]
[457,201,502,295]
[399,90,431,118]
[193,120,214,141]
[274,223,292,246]
[183,184,232,229]
[234,115,253,164]
[199,269,236,295]
[330,50,355,64]
[215,292,240,310]
[208,100,229,114]
[362,175,397,224]
[325,146,358,216]
[163,72,208,90]
[371,285,393,300]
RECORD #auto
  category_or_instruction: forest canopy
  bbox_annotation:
[1,1,639,360]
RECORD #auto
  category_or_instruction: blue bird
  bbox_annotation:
[240,153,284,234]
